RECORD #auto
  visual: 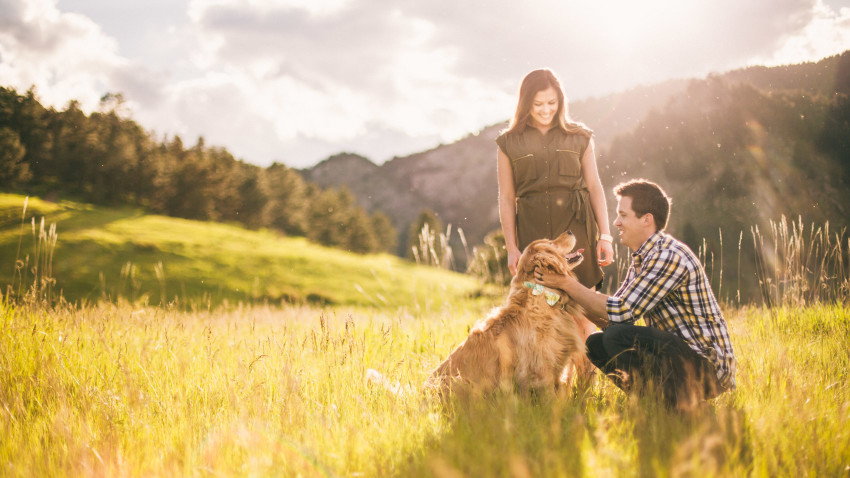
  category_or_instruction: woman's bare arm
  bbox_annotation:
[497,147,522,275]
[581,138,614,266]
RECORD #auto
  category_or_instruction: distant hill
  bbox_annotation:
[302,51,850,300]
[0,193,479,308]
[598,62,850,299]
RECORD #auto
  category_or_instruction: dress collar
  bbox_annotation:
[523,123,560,137]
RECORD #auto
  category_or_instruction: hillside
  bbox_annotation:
[302,52,850,300]
[0,194,479,309]
[0,89,400,258]
[600,75,850,298]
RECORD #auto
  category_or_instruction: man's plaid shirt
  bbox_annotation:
[606,231,737,390]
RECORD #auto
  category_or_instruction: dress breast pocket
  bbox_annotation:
[512,153,537,183]
[556,149,581,177]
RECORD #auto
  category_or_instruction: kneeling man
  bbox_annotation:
[535,179,736,408]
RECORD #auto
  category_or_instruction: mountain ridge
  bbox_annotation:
[301,53,850,270]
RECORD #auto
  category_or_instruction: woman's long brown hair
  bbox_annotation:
[505,69,592,137]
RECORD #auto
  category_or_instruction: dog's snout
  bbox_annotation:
[567,230,574,236]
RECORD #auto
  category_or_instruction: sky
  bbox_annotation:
[1,0,849,168]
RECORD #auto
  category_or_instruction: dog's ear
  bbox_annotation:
[535,253,566,277]
[549,255,568,276]
[512,248,533,281]
[520,254,540,277]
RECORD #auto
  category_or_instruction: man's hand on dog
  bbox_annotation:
[533,265,573,294]
[534,248,584,292]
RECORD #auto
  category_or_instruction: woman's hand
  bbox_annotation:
[507,245,522,276]
[597,239,614,267]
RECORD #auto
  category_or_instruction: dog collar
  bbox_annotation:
[523,281,560,307]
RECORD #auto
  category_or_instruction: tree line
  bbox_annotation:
[0,87,396,254]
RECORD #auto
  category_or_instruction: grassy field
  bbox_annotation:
[1,299,848,477]
[2,193,849,476]
[0,193,481,310]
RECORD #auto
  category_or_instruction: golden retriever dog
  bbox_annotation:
[367,231,586,400]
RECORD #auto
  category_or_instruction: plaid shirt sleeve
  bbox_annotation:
[606,248,688,323]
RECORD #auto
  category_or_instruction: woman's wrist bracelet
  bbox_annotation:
[599,233,613,243]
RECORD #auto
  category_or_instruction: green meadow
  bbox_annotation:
[1,194,849,477]
[0,193,480,310]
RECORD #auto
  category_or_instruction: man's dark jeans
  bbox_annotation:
[586,324,721,408]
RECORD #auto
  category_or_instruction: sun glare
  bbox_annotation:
[582,1,699,52]
[265,0,350,15]
[189,0,349,17]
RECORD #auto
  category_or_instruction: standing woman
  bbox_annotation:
[497,69,613,295]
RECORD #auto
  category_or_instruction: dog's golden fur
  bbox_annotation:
[368,231,586,399]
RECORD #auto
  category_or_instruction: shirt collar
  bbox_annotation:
[631,230,666,266]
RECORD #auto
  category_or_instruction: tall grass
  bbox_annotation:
[410,222,469,271]
[467,229,512,286]
[4,197,59,305]
[2,195,849,476]
[1,298,847,476]
[0,301,472,476]
[749,216,849,307]
[602,215,850,306]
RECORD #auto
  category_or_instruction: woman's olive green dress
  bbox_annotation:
[497,125,603,289]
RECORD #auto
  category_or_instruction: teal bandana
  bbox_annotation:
[523,281,560,307]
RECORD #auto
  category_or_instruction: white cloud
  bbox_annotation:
[0,0,130,110]
[168,0,519,164]
[1,0,848,167]
[756,1,850,66]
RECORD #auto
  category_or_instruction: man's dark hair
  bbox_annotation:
[614,179,671,231]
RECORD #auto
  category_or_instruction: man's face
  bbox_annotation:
[613,196,645,252]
